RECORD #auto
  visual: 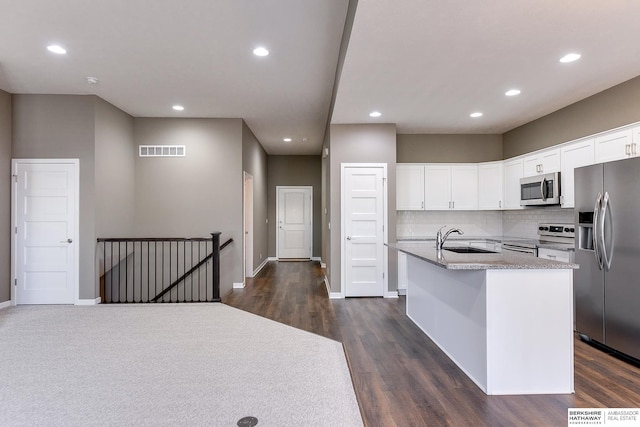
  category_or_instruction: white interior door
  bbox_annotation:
[13,160,78,304]
[277,187,312,259]
[342,165,386,297]
[243,172,254,278]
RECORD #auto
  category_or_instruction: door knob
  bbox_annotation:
[60,238,72,243]
[346,236,352,240]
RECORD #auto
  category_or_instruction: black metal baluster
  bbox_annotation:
[212,232,221,302]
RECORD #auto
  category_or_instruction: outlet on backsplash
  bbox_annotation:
[397,207,573,239]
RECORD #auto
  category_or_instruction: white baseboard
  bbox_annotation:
[0,300,11,310]
[268,257,278,262]
[76,297,101,306]
[384,291,399,299]
[325,275,345,299]
[398,288,407,296]
[311,256,321,262]
[253,258,270,276]
[233,282,245,289]
[320,261,326,269]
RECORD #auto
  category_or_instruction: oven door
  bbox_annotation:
[520,172,561,206]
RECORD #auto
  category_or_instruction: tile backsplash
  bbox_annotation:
[397,207,573,239]
[502,207,573,238]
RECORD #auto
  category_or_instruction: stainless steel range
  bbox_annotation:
[502,223,575,256]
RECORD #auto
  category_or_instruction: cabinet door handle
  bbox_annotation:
[625,144,631,156]
[499,200,502,208]
[421,201,424,209]
[633,143,638,156]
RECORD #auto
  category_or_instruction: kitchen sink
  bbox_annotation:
[442,247,497,254]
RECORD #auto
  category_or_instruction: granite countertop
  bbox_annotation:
[387,241,579,270]
[397,236,575,252]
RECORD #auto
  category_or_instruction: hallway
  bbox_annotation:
[224,261,640,426]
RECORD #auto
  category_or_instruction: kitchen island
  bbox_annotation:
[387,241,579,395]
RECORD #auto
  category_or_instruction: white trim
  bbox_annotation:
[320,261,326,269]
[76,297,101,306]
[233,282,245,289]
[12,159,80,306]
[253,258,270,276]
[311,256,321,262]
[267,256,278,262]
[398,289,407,296]
[276,186,313,260]
[0,300,11,310]
[384,291,399,299]
[324,275,345,299]
[341,163,388,297]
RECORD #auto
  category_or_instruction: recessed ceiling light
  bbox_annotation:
[505,89,521,96]
[47,45,67,54]
[559,53,581,63]
[369,111,382,117]
[283,138,292,142]
[470,112,483,118]
[172,105,184,111]
[253,47,269,57]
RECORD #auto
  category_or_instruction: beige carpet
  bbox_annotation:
[0,304,363,427]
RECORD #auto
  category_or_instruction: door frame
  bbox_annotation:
[276,186,313,260]
[243,172,254,279]
[340,163,388,297]
[11,159,80,305]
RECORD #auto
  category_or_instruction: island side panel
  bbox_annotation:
[406,255,489,392]
[485,269,574,395]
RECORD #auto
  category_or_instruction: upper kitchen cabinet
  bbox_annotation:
[523,148,561,177]
[396,164,425,210]
[560,138,595,208]
[594,128,634,163]
[425,164,478,210]
[503,158,524,210]
[478,161,503,210]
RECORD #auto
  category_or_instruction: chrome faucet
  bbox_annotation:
[436,226,464,251]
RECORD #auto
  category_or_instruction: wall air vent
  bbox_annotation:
[139,145,186,157]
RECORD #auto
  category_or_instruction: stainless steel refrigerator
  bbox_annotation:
[574,156,640,360]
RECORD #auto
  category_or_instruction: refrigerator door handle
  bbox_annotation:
[601,191,614,271]
[593,192,604,270]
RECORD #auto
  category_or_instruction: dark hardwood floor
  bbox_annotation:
[224,261,640,427]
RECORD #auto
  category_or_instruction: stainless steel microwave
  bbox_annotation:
[519,172,561,206]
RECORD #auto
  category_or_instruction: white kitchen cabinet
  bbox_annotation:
[523,148,561,177]
[560,138,595,208]
[503,158,524,210]
[594,128,634,163]
[396,164,425,210]
[478,161,503,210]
[425,164,477,210]
[538,248,572,263]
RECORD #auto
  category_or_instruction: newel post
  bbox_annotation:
[211,232,221,302]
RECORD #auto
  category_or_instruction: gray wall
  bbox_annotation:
[328,123,397,294]
[242,121,269,272]
[267,155,322,258]
[504,75,640,158]
[133,118,244,297]
[397,134,503,163]
[95,98,135,238]
[0,90,11,303]
[12,95,97,300]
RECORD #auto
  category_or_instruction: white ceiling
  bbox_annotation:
[2,1,640,155]
[333,0,640,134]
[0,0,348,155]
